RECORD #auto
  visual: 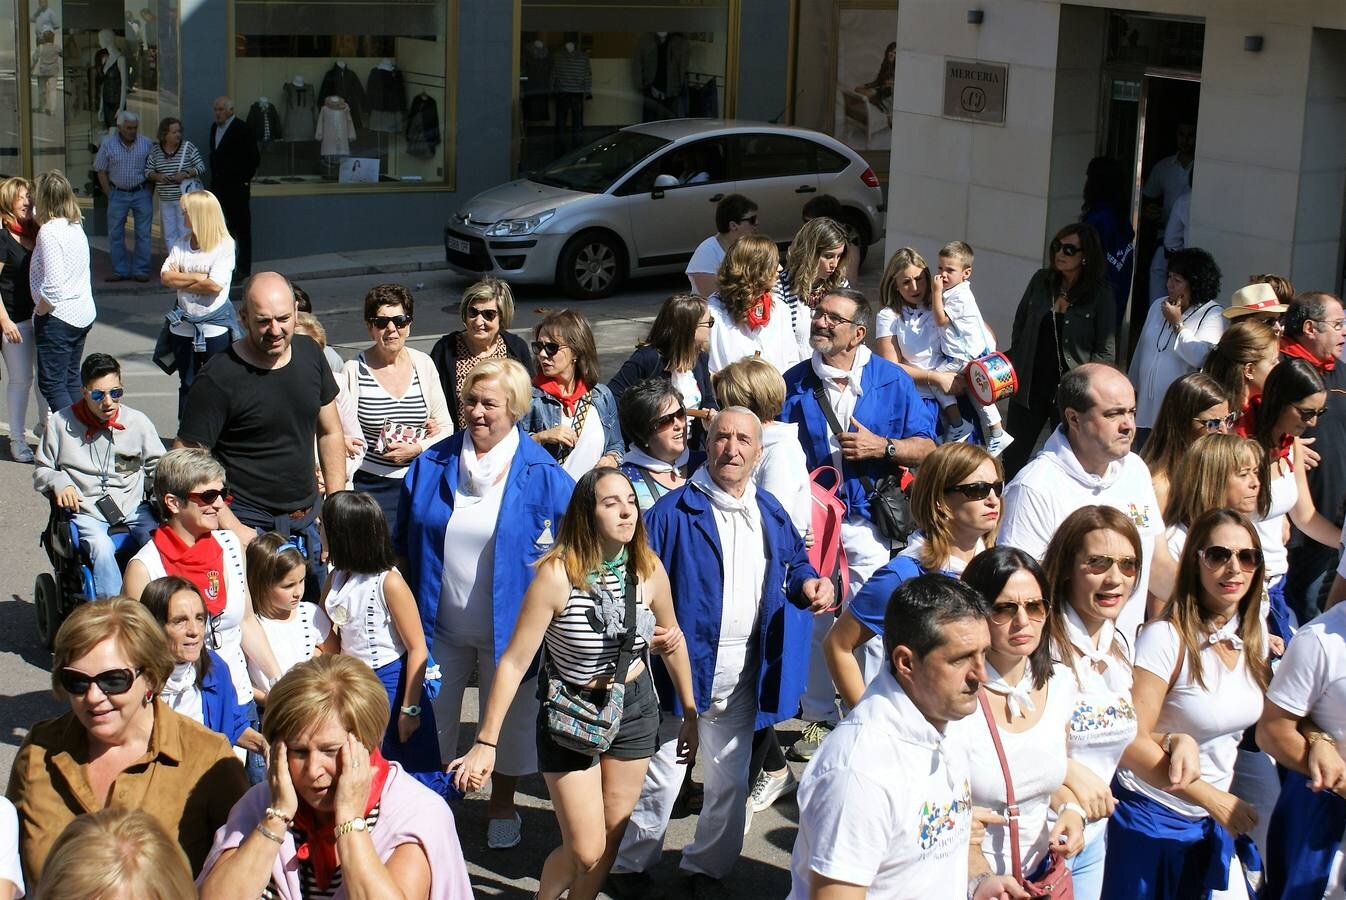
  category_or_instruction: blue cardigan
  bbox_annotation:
[647,483,818,730]
[396,426,575,664]
[780,356,936,521]
[199,649,249,746]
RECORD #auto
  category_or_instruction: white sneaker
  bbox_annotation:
[984,430,1014,458]
[943,421,975,444]
[743,798,755,836]
[486,812,522,850]
[749,767,798,812]
[9,438,33,463]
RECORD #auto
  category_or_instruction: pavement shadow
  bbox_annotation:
[0,690,60,752]
[0,596,52,672]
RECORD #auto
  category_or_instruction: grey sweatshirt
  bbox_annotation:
[33,404,166,519]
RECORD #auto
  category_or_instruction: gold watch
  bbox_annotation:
[333,816,368,839]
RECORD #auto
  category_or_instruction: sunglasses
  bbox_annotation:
[654,407,687,430]
[86,388,124,402]
[367,314,412,329]
[946,480,1004,501]
[1198,545,1263,572]
[532,340,568,357]
[736,215,758,226]
[466,306,499,322]
[60,666,142,697]
[1081,554,1140,578]
[1296,405,1328,421]
[182,488,231,505]
[697,318,715,330]
[989,599,1048,626]
[1053,242,1082,257]
[1193,412,1237,432]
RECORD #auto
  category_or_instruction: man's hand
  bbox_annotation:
[972,875,1031,900]
[801,578,836,614]
[836,417,888,461]
[55,486,81,511]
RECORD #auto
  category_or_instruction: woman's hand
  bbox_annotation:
[928,370,962,394]
[651,622,683,656]
[1064,761,1115,820]
[1308,736,1346,793]
[1269,634,1286,657]
[534,426,577,448]
[237,727,268,756]
[448,742,496,795]
[267,741,299,822]
[343,435,364,458]
[424,418,441,437]
[1203,788,1257,836]
[804,527,815,549]
[1048,808,1086,858]
[1161,297,1184,326]
[34,297,53,317]
[382,441,421,465]
[970,806,1002,849]
[1165,733,1202,791]
[396,711,421,744]
[676,713,698,765]
[332,733,374,825]
[0,317,20,344]
[597,452,620,469]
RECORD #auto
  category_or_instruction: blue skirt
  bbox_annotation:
[373,656,456,799]
[1266,577,1293,645]
[1263,769,1346,900]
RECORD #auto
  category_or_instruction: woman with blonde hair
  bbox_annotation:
[30,170,95,412]
[1163,432,1269,558]
[429,277,534,429]
[157,189,241,417]
[705,233,802,373]
[35,808,196,900]
[0,176,38,461]
[1139,372,1234,511]
[777,217,851,357]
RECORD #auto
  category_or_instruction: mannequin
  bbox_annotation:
[637,30,688,122]
[552,35,590,153]
[320,60,366,129]
[521,34,552,122]
[316,95,356,177]
[282,76,316,142]
[247,96,281,143]
[366,58,405,134]
[98,28,127,127]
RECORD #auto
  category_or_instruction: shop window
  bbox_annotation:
[732,133,816,182]
[0,0,16,175]
[232,0,453,191]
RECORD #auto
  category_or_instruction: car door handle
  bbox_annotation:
[795,185,817,194]
[709,193,724,202]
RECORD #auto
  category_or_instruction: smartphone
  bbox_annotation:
[95,494,125,526]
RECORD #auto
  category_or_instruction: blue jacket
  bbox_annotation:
[780,356,936,521]
[647,483,818,730]
[200,649,249,746]
[523,384,624,462]
[396,426,575,663]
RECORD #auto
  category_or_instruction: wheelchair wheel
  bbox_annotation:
[34,573,59,651]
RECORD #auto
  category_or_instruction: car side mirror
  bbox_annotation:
[652,173,679,190]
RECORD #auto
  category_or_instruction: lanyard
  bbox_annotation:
[89,432,115,491]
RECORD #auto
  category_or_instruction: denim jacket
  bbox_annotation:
[522,383,624,463]
[152,301,244,372]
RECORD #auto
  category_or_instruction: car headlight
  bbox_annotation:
[486,209,556,237]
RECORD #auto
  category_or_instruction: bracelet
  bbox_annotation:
[256,823,284,845]
[1307,730,1338,748]
[1056,801,1089,823]
[264,806,293,825]
[967,872,992,899]
[475,737,497,748]
[1161,733,1176,754]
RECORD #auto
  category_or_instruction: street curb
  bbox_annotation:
[93,258,452,297]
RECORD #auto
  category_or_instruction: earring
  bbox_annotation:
[143,690,153,707]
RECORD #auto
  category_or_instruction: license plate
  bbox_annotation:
[446,235,471,254]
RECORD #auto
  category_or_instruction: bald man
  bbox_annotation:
[209,96,259,276]
[177,273,344,593]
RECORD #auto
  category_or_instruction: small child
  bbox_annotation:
[930,241,1012,456]
[245,532,330,700]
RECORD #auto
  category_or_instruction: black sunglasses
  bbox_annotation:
[1198,545,1263,572]
[532,340,567,357]
[654,407,687,430]
[60,666,142,697]
[946,480,1004,501]
[367,314,412,329]
[183,488,231,505]
[1081,554,1139,578]
[1296,405,1329,421]
[466,306,499,322]
[736,214,758,226]
[1052,241,1082,257]
[87,388,124,402]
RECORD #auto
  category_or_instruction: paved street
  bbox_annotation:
[0,253,882,898]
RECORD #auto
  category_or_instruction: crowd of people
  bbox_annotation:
[0,154,1344,900]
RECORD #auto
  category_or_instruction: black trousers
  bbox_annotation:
[1003,400,1059,480]
[214,181,252,276]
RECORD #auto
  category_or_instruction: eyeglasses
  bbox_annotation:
[654,407,687,430]
[1081,554,1140,577]
[945,480,1004,501]
[989,599,1048,625]
[182,488,231,506]
[697,318,715,330]
[59,666,142,697]
[466,306,499,322]
[367,314,412,329]
[735,215,758,226]
[1193,412,1237,432]
[1313,318,1346,333]
[86,388,124,402]
[532,340,568,357]
[1053,242,1082,257]
[811,307,856,327]
[1198,545,1263,572]
[1296,405,1329,421]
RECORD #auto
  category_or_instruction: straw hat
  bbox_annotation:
[1223,282,1288,319]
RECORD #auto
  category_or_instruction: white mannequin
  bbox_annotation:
[657,31,668,39]
[564,41,575,52]
[258,96,269,105]
[292,75,305,87]
[98,28,128,115]
[336,59,347,69]
[533,38,544,49]
[378,57,395,71]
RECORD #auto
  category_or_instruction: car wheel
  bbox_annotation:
[34,572,59,650]
[836,209,874,267]
[558,231,625,300]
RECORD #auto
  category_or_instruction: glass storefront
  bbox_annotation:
[516,0,733,173]
[232,0,453,191]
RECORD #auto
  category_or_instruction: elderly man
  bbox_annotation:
[177,273,344,591]
[208,96,259,277]
[780,287,937,759]
[609,407,833,896]
[790,573,1026,900]
[93,110,154,282]
[999,363,1174,642]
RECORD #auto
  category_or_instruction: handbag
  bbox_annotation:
[541,567,639,754]
[173,145,203,194]
[811,379,916,547]
[807,464,850,607]
[977,689,1075,899]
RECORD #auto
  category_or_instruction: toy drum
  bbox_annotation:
[965,351,1017,406]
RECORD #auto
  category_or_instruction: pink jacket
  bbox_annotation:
[198,762,473,899]
[315,99,356,156]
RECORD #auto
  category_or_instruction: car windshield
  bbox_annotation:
[528,131,670,193]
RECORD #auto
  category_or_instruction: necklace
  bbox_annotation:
[1157,301,1209,353]
[1049,296,1067,377]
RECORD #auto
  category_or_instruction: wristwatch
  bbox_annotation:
[400,705,421,717]
[884,439,896,460]
[333,816,368,839]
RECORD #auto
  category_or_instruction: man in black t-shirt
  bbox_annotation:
[177,272,344,589]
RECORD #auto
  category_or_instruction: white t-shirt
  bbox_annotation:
[788,667,972,900]
[1255,461,1297,582]
[1115,619,1263,818]
[436,475,507,642]
[936,281,992,365]
[0,796,24,898]
[163,237,237,338]
[955,664,1076,876]
[325,569,406,671]
[876,304,940,400]
[705,292,805,375]
[1142,154,1194,224]
[249,601,331,692]
[686,234,726,277]
[1267,604,1346,743]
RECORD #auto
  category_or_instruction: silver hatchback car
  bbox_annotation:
[444,119,886,299]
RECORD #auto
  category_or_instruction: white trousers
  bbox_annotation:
[160,198,188,250]
[613,677,757,879]
[430,631,538,777]
[800,515,889,722]
[1,319,38,438]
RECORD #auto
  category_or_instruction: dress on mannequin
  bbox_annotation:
[281,79,316,141]
[405,94,440,159]
[365,60,406,134]
[97,29,127,128]
[247,99,282,143]
[521,39,552,121]
[637,31,688,122]
[319,61,366,129]
[551,41,590,154]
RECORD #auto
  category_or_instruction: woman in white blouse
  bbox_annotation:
[705,234,803,374]
[29,170,95,412]
[1104,507,1271,900]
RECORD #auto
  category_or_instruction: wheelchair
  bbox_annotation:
[33,493,143,650]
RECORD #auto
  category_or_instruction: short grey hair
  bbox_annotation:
[153,448,226,509]
[708,406,764,444]
[115,110,140,126]
[822,288,871,331]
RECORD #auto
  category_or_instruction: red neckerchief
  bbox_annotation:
[69,401,123,442]
[5,218,34,239]
[292,749,391,891]
[1272,432,1296,468]
[1233,396,1258,438]
[534,375,588,415]
[1282,338,1336,373]
[744,291,772,329]
[151,526,228,616]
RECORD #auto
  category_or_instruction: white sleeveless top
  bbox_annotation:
[248,602,331,692]
[1254,459,1297,581]
[325,569,406,670]
[131,530,251,704]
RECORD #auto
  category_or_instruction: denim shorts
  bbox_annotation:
[536,665,660,772]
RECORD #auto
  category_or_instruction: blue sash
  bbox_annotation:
[1263,769,1346,900]
[1101,780,1261,899]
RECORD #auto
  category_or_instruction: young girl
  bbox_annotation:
[873,246,951,430]
[319,490,449,795]
[245,532,330,699]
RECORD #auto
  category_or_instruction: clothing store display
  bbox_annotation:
[688,78,718,118]
[99,53,124,127]
[319,62,366,129]
[246,100,282,144]
[281,80,317,141]
[637,32,688,121]
[366,63,406,134]
[405,94,441,159]
[316,97,357,157]
[208,116,259,277]
[522,41,552,120]
[551,46,591,94]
